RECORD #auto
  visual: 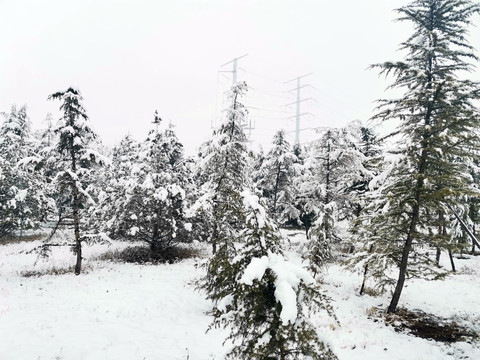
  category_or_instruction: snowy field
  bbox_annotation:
[1,232,479,360]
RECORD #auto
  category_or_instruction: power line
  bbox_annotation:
[238,67,284,84]
[246,105,292,113]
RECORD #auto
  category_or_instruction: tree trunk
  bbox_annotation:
[472,225,477,255]
[448,204,480,250]
[325,142,331,205]
[448,250,456,272]
[70,140,82,276]
[359,261,369,295]
[436,211,443,266]
[360,244,374,295]
[152,219,160,253]
[387,205,417,313]
[73,190,82,275]
[272,164,282,218]
[212,224,217,255]
[388,150,426,313]
[150,240,158,253]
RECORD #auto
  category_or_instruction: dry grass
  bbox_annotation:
[361,286,383,297]
[20,264,92,277]
[365,306,381,317]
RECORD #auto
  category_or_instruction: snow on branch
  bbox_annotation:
[240,250,315,325]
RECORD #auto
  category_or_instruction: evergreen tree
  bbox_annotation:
[194,82,251,339]
[350,126,381,217]
[291,150,317,238]
[287,144,316,235]
[191,81,250,254]
[0,153,14,239]
[47,88,103,275]
[209,190,337,360]
[300,123,368,274]
[251,146,266,196]
[98,114,190,252]
[92,134,139,240]
[0,105,52,238]
[255,130,298,224]
[353,0,480,313]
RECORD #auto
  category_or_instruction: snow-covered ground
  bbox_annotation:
[1,232,479,360]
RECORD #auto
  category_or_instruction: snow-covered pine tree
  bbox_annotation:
[291,151,317,238]
[191,81,250,254]
[194,82,251,321]
[301,123,368,275]
[0,153,14,239]
[349,125,381,217]
[0,105,52,239]
[251,146,265,195]
[95,134,140,237]
[286,143,317,235]
[255,130,299,224]
[354,0,480,313]
[99,114,189,253]
[47,88,103,275]
[211,190,337,360]
[186,145,214,244]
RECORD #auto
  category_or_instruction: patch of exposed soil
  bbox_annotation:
[385,308,477,343]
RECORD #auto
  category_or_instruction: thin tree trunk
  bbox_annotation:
[272,164,282,218]
[440,218,456,272]
[70,137,82,276]
[325,142,331,205]
[472,225,477,255]
[73,188,82,275]
[387,205,418,313]
[152,213,160,253]
[212,224,218,255]
[72,171,82,275]
[360,244,374,295]
[448,204,480,249]
[436,211,443,266]
[359,268,367,295]
[448,250,456,272]
[388,142,427,313]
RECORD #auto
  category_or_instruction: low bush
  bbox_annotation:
[1,234,45,245]
[20,264,92,277]
[95,244,201,264]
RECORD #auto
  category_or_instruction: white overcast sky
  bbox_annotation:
[1,0,479,154]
